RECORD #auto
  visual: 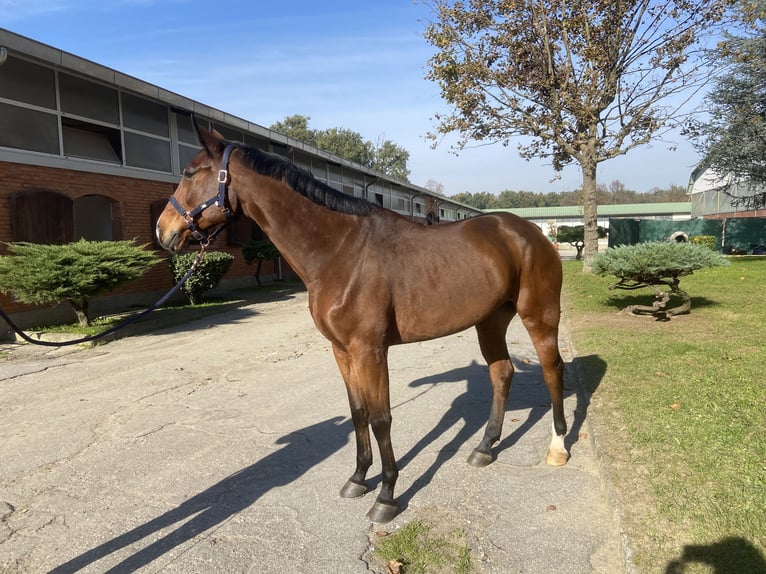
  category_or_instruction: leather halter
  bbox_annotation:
[168,143,236,243]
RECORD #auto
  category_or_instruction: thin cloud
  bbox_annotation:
[0,0,73,21]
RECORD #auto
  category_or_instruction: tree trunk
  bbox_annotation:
[580,153,599,273]
[68,299,90,327]
[619,280,692,321]
[254,258,263,287]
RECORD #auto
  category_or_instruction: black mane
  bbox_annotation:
[234,144,372,217]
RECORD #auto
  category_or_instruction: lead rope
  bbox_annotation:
[0,242,213,348]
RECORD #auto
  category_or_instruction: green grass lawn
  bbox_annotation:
[562,257,766,573]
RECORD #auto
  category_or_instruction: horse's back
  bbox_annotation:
[360,210,561,343]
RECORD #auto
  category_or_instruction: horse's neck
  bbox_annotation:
[235,171,361,285]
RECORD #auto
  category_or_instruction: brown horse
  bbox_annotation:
[156,125,570,523]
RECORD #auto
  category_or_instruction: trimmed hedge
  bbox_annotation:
[168,251,234,305]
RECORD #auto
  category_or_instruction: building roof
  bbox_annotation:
[485,202,691,219]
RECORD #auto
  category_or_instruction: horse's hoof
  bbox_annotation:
[466,448,494,467]
[367,500,399,523]
[340,480,368,498]
[545,448,570,467]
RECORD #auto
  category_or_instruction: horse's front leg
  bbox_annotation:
[337,343,399,523]
[333,345,373,498]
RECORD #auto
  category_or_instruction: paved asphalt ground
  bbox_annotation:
[0,285,626,573]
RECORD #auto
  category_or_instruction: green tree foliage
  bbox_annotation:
[314,127,373,166]
[450,182,687,209]
[168,251,234,305]
[0,240,160,327]
[371,138,411,182]
[424,0,726,269]
[270,114,410,182]
[593,241,728,319]
[557,225,608,260]
[242,239,281,286]
[690,0,766,210]
[270,115,315,144]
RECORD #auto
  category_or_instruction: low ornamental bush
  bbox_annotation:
[593,241,728,319]
[168,251,234,305]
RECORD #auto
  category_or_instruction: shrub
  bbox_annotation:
[0,240,160,326]
[689,235,717,250]
[242,239,281,286]
[557,225,608,260]
[593,241,728,319]
[168,251,234,305]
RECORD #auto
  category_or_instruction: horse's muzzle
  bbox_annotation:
[156,222,186,252]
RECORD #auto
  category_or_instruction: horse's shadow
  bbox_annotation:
[50,416,351,574]
[391,353,605,510]
[666,537,766,574]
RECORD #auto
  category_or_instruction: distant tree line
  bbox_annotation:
[450,181,688,210]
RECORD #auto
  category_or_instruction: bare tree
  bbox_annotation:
[424,178,446,195]
[424,0,727,269]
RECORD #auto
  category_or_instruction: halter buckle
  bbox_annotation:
[217,169,228,184]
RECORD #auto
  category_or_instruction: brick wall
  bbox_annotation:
[0,161,275,316]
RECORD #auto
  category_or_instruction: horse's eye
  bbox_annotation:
[182,169,195,179]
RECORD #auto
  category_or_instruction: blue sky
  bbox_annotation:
[1,0,703,195]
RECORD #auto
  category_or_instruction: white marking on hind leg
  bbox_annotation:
[546,421,570,466]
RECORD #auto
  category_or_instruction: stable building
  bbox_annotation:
[0,29,481,330]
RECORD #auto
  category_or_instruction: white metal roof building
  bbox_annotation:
[486,202,692,238]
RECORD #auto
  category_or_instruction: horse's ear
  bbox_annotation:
[191,115,225,157]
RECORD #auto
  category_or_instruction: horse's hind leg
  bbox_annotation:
[520,309,570,466]
[468,305,515,467]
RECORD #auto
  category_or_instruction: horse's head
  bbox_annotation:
[156,126,236,252]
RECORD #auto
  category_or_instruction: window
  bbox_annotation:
[0,103,59,154]
[122,93,169,137]
[312,160,327,182]
[244,133,270,151]
[328,163,342,186]
[0,55,56,109]
[178,143,200,169]
[62,117,121,163]
[124,132,171,172]
[175,112,198,144]
[213,123,243,142]
[59,73,119,124]
[293,152,311,172]
[271,142,289,156]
